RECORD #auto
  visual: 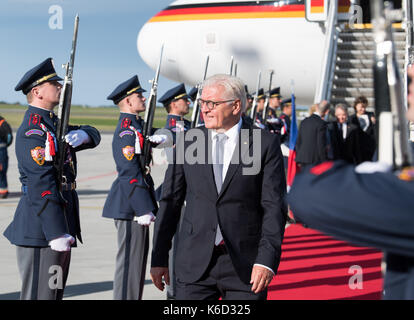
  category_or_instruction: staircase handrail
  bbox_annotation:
[314,0,339,103]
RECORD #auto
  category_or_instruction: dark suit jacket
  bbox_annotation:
[328,121,362,164]
[349,112,376,161]
[295,114,327,166]
[151,120,287,285]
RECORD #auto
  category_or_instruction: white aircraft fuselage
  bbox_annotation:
[138,0,352,105]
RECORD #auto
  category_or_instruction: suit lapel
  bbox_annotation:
[200,127,219,198]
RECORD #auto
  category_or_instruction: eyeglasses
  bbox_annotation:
[198,98,237,110]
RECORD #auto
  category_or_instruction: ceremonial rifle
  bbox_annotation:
[262,70,274,120]
[55,14,79,189]
[371,0,412,169]
[250,70,262,122]
[191,55,210,128]
[229,56,234,75]
[140,44,164,175]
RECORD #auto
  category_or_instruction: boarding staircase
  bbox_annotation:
[313,0,412,115]
[330,26,406,111]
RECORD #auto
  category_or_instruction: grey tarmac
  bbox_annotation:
[0,133,168,300]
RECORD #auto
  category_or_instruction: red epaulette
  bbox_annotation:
[29,113,42,127]
[121,117,132,129]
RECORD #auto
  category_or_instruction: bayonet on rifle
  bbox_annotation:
[191,55,210,128]
[140,44,164,174]
[250,70,262,122]
[262,70,274,120]
[55,14,79,189]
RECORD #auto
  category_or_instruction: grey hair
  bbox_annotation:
[335,103,348,115]
[318,100,331,115]
[202,74,247,112]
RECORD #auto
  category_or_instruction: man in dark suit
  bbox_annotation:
[4,58,101,300]
[150,74,287,300]
[295,100,331,166]
[328,104,362,164]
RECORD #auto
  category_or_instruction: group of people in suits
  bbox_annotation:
[288,66,414,299]
[3,56,288,301]
[296,96,377,168]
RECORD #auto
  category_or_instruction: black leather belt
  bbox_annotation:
[21,182,76,194]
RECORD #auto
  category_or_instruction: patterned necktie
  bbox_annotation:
[213,133,228,246]
[213,133,228,193]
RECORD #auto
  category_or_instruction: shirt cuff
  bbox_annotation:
[254,263,275,275]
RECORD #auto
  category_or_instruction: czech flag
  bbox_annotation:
[287,93,299,190]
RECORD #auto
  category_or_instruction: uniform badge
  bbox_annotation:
[119,130,134,138]
[122,145,135,161]
[398,167,414,181]
[31,147,46,166]
[25,129,44,137]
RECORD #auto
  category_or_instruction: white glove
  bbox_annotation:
[148,134,168,145]
[266,118,280,124]
[49,234,75,252]
[254,122,266,129]
[355,161,392,174]
[65,130,91,148]
[134,212,156,226]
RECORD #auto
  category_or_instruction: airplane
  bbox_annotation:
[137,0,356,106]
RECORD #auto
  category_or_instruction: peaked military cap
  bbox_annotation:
[245,85,253,99]
[188,87,198,102]
[282,97,292,105]
[159,83,189,106]
[269,87,281,98]
[255,88,265,100]
[15,58,63,95]
[107,75,146,104]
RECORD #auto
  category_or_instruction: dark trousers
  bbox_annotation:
[16,246,71,300]
[176,245,267,300]
[113,219,149,300]
[0,148,8,189]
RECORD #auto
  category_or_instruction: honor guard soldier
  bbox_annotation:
[103,75,159,300]
[279,97,292,145]
[265,87,285,135]
[267,87,282,119]
[3,58,101,300]
[0,115,13,198]
[159,83,191,141]
[253,88,266,129]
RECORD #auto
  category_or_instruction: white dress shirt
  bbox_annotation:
[210,118,274,274]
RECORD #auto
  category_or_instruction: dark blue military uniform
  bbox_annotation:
[3,57,101,300]
[287,160,414,299]
[4,106,100,247]
[103,75,157,300]
[102,112,156,220]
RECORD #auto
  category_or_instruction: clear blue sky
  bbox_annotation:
[0,0,178,107]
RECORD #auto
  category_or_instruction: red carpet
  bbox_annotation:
[268,224,383,300]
